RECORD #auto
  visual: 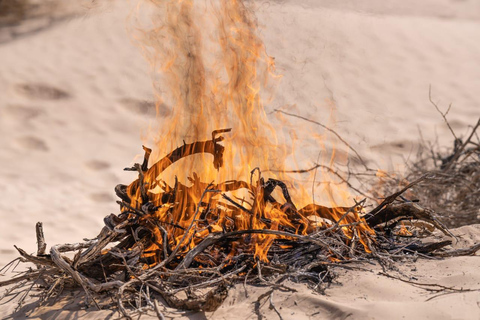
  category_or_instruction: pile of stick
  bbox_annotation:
[1,129,479,319]
[377,118,480,228]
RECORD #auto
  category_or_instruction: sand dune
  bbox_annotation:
[0,1,479,319]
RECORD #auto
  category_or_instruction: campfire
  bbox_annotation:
[1,0,480,318]
[0,130,471,316]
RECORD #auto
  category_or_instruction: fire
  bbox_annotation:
[131,0,280,178]
[120,0,376,265]
[397,222,413,237]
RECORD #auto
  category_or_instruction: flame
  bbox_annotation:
[397,221,413,237]
[122,0,375,265]
[131,0,280,179]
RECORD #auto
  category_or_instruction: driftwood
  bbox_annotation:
[1,129,479,319]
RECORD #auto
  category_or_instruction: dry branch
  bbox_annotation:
[377,117,480,228]
[1,128,476,318]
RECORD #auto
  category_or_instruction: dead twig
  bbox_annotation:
[274,109,371,171]
[429,85,457,141]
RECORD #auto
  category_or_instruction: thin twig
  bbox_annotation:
[444,118,480,171]
[269,290,284,320]
[429,85,457,140]
[153,299,166,320]
[312,151,322,208]
[274,109,370,171]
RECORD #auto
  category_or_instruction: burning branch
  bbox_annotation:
[2,129,479,318]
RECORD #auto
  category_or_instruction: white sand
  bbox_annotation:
[1,1,479,319]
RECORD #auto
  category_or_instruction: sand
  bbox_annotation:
[2,224,479,320]
[1,0,479,319]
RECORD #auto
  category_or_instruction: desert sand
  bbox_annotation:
[1,1,479,319]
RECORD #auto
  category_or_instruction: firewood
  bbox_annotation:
[2,128,479,318]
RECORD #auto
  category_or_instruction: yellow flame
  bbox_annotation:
[129,0,282,185]
[124,0,375,263]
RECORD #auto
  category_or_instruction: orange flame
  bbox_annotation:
[131,0,281,180]
[124,0,375,264]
